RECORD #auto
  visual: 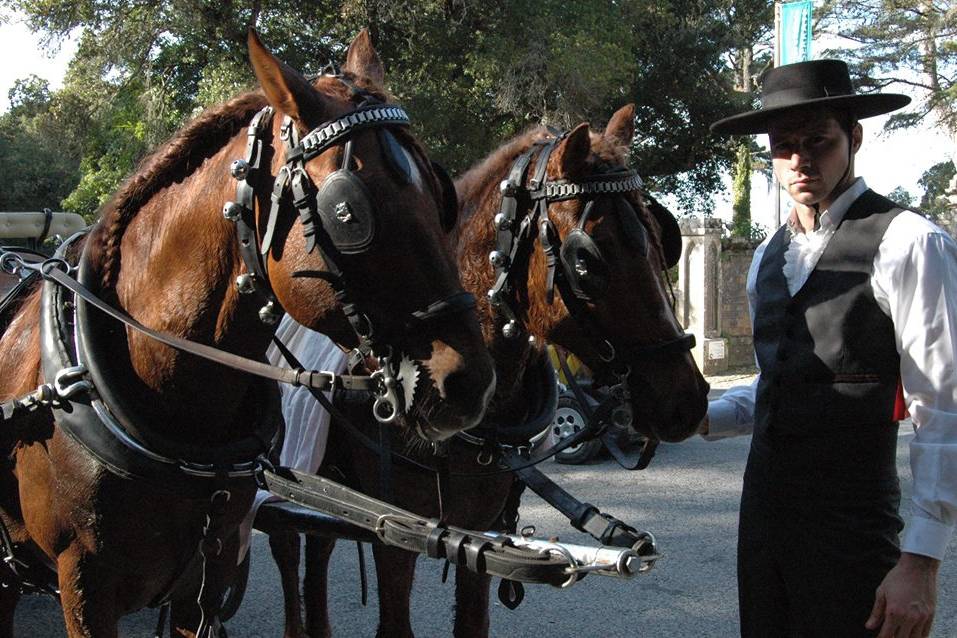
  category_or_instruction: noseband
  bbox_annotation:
[223,79,475,422]
[486,133,694,427]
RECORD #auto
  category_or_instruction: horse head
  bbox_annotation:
[458,104,707,443]
[244,31,495,440]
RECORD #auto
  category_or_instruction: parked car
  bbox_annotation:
[546,346,647,464]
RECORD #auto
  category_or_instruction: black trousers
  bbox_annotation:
[737,441,902,638]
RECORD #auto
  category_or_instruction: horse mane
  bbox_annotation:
[95,91,270,290]
[455,127,548,214]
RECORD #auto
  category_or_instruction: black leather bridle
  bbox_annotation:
[223,76,476,423]
[486,133,695,429]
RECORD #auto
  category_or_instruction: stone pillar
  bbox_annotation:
[677,217,728,375]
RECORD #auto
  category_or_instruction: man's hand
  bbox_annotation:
[866,552,939,638]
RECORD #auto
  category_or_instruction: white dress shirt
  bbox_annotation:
[238,315,349,563]
[708,177,957,560]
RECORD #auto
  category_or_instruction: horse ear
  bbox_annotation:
[247,29,319,123]
[550,123,592,180]
[604,104,636,149]
[343,29,385,88]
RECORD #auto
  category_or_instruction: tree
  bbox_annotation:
[888,185,915,207]
[3,0,759,215]
[731,140,753,237]
[918,159,956,219]
[0,76,81,212]
[817,0,957,134]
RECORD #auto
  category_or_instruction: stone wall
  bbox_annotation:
[720,247,756,368]
[676,220,757,375]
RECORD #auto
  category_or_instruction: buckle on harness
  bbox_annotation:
[53,365,92,401]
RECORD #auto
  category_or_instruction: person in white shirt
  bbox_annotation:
[708,59,956,638]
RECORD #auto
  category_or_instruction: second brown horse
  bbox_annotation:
[268,104,710,637]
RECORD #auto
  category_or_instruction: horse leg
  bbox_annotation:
[57,546,119,638]
[0,583,19,638]
[371,544,417,638]
[269,530,306,638]
[452,567,491,638]
[303,535,336,638]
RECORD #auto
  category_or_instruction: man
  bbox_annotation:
[707,59,956,638]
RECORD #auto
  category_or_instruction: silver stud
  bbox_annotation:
[499,180,517,196]
[235,273,256,295]
[502,320,519,339]
[489,251,508,268]
[259,301,280,325]
[222,201,243,222]
[335,201,353,223]
[494,213,511,230]
[487,290,501,307]
[230,159,249,181]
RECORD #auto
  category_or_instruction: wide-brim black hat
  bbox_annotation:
[710,59,911,136]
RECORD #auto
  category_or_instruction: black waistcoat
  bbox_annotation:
[751,190,903,484]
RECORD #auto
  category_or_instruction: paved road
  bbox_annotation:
[14,421,957,637]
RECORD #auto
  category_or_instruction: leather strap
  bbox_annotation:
[40,264,376,394]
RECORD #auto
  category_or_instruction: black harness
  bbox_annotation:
[486,135,694,439]
[224,77,475,423]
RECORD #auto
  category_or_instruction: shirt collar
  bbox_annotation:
[787,177,868,235]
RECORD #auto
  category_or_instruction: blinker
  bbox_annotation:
[314,170,377,254]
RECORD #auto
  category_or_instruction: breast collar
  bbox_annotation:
[38,233,281,495]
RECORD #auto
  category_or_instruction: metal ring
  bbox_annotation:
[597,339,616,363]
[476,450,494,466]
[0,252,26,275]
[40,258,71,277]
[373,396,398,424]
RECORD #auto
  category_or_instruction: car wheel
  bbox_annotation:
[552,396,602,464]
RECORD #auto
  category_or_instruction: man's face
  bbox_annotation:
[768,109,862,210]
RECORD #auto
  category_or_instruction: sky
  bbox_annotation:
[0,15,953,231]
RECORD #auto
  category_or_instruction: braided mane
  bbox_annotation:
[95,92,269,290]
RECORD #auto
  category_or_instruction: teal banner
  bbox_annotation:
[779,0,813,65]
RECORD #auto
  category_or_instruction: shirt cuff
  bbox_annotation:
[900,514,954,560]
[703,399,744,440]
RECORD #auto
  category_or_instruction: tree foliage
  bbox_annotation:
[0,75,80,212]
[0,0,775,216]
[731,139,753,237]
[817,0,957,134]
[918,159,956,219]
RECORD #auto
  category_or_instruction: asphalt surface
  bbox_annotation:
[13,379,957,637]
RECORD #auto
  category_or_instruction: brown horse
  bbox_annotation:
[269,104,710,638]
[0,30,494,638]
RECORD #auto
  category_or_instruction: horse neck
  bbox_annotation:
[103,133,274,444]
[455,169,543,415]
